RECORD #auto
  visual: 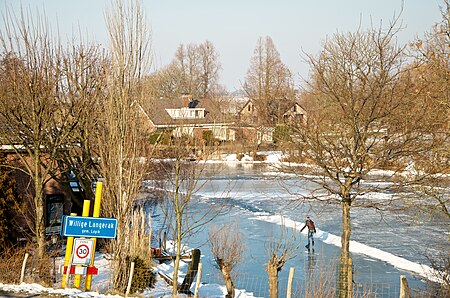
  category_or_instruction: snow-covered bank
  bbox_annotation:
[0,251,259,298]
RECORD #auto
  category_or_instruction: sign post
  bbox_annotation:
[85,181,103,291]
[74,200,91,289]
[61,213,77,288]
[59,182,114,291]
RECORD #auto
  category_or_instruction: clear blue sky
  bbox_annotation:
[0,0,444,91]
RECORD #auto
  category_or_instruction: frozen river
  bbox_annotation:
[149,161,448,297]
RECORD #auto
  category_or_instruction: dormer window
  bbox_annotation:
[166,107,206,119]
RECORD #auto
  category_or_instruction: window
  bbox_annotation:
[46,195,64,228]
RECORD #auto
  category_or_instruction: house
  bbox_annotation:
[0,145,82,237]
[237,98,308,143]
[239,98,307,126]
[239,98,259,126]
[281,102,307,125]
[143,95,235,142]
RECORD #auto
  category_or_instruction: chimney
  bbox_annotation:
[181,94,192,107]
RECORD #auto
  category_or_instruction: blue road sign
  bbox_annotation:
[61,216,118,238]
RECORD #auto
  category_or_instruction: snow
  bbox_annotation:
[0,250,258,298]
[0,151,443,296]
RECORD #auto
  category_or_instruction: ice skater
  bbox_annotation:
[300,216,316,250]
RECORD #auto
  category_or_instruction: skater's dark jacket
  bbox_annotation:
[301,218,316,233]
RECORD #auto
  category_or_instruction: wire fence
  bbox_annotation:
[0,250,61,287]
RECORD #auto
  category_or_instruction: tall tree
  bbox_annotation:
[407,0,450,220]
[0,8,84,259]
[55,43,109,207]
[166,40,221,99]
[197,40,221,98]
[244,36,295,126]
[157,140,223,297]
[99,0,152,292]
[288,18,446,297]
[408,3,450,293]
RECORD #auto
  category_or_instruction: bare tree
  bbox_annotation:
[55,43,109,208]
[98,0,152,292]
[244,36,295,126]
[265,221,301,298]
[0,6,87,259]
[171,40,221,99]
[197,40,221,98]
[407,0,450,219]
[144,40,221,103]
[144,63,183,100]
[407,2,450,295]
[154,135,225,296]
[288,15,447,297]
[209,223,245,298]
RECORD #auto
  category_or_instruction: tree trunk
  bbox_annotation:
[221,264,235,298]
[267,256,279,298]
[172,215,182,297]
[34,173,46,260]
[339,201,352,298]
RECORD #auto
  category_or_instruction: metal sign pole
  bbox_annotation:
[74,200,90,289]
[85,181,103,291]
[61,213,77,288]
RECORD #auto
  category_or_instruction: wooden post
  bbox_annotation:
[20,253,29,283]
[180,249,201,294]
[125,261,135,297]
[163,231,167,252]
[286,267,295,298]
[399,275,411,298]
[193,263,203,298]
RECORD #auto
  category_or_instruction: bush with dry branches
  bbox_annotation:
[209,223,245,298]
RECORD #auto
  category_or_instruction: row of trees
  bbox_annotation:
[0,0,153,291]
[145,40,222,100]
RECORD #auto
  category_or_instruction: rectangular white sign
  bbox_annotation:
[72,238,94,266]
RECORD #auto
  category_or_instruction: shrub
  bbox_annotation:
[130,256,156,293]
[202,130,215,146]
[148,131,171,145]
[273,125,292,144]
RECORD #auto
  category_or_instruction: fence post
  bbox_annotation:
[125,261,135,297]
[194,263,203,298]
[19,253,29,284]
[399,275,411,298]
[286,267,295,298]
